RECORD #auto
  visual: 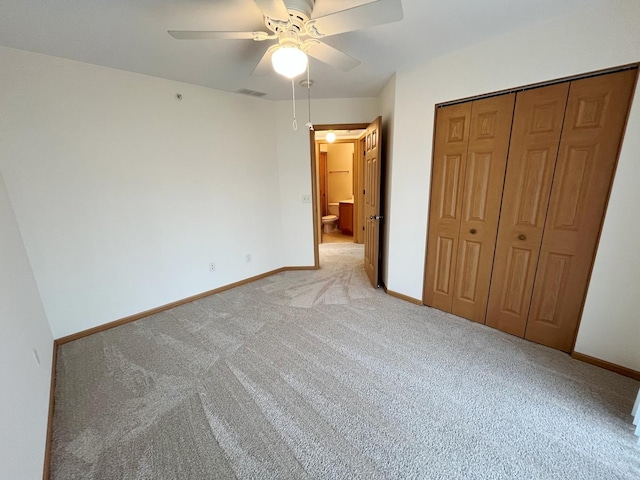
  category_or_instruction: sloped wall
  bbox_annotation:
[0,172,53,479]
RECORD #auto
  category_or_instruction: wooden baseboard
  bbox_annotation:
[386,289,423,306]
[44,265,314,477]
[42,341,58,480]
[571,352,640,381]
[56,266,317,345]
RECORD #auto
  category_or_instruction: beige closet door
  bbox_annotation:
[486,83,569,336]
[524,70,637,351]
[451,94,515,323]
[423,103,472,311]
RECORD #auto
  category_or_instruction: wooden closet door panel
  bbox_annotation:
[452,94,515,323]
[486,83,569,336]
[525,70,637,351]
[423,103,472,311]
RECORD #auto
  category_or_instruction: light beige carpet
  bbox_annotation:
[51,243,640,479]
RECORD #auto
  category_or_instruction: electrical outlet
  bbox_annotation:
[245,253,252,263]
[209,262,216,272]
[301,194,312,203]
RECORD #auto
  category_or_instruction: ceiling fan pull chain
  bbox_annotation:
[291,79,298,131]
[306,64,313,130]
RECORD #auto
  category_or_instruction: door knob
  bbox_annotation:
[369,215,383,220]
[470,229,477,234]
[518,234,527,241]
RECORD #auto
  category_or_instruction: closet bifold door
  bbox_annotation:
[423,103,471,312]
[486,83,570,336]
[450,94,515,323]
[524,69,637,351]
[424,94,514,322]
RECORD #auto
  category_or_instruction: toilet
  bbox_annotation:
[322,203,340,233]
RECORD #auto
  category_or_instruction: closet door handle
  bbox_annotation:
[518,234,527,241]
[470,229,477,234]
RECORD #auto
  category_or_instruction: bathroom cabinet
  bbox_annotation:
[339,201,353,235]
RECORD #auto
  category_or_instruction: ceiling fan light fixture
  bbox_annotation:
[271,46,308,79]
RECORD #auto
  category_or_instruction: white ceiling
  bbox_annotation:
[0,0,603,101]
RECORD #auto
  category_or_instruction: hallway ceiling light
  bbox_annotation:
[326,132,336,143]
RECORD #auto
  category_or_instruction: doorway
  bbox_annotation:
[310,118,383,288]
[315,131,362,245]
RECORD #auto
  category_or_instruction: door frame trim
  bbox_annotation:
[436,63,638,108]
[309,123,369,267]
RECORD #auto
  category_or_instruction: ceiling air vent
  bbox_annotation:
[236,88,267,98]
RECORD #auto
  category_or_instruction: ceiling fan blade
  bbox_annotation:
[304,40,361,71]
[306,0,403,38]
[254,0,290,21]
[168,31,258,40]
[251,45,279,76]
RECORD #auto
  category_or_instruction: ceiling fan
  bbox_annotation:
[168,0,404,79]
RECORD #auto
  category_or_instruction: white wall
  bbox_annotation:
[575,85,640,369]
[378,75,396,287]
[0,46,284,339]
[387,1,640,370]
[0,172,53,479]
[275,97,379,266]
